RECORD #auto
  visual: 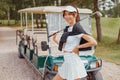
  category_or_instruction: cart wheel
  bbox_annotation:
[81,77,87,80]
[44,74,53,80]
[94,71,103,80]
[87,72,95,80]
[18,47,24,58]
[87,71,103,80]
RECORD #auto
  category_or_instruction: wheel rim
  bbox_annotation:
[44,74,52,80]
[45,77,50,80]
[87,72,95,80]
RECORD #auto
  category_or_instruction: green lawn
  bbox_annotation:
[0,20,17,25]
[92,17,120,65]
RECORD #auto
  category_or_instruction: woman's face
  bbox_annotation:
[63,11,76,24]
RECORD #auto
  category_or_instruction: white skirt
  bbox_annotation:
[58,52,87,80]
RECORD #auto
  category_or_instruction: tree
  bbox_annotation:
[32,0,36,6]
[112,3,120,17]
[117,28,120,43]
[94,0,102,42]
[0,1,7,20]
[0,0,20,25]
[3,0,12,26]
[62,0,94,10]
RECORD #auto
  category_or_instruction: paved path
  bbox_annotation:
[0,27,37,80]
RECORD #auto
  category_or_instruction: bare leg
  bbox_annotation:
[75,78,81,80]
[53,73,64,80]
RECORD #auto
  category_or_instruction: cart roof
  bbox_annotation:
[18,6,92,14]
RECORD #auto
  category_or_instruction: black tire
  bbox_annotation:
[94,72,103,80]
[44,74,53,80]
[81,77,87,80]
[87,72,96,80]
[87,71,103,80]
[18,47,24,58]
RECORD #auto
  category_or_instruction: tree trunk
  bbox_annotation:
[23,14,26,26]
[32,0,39,28]
[7,7,10,26]
[36,17,40,28]
[117,28,120,43]
[94,0,102,42]
[32,0,36,7]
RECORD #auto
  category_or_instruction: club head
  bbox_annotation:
[95,11,102,17]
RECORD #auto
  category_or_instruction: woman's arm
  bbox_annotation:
[77,34,97,49]
[73,34,97,54]
[53,33,59,45]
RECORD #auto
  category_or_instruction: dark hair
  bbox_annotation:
[63,6,80,22]
[73,5,80,22]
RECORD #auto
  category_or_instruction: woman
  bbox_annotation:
[52,6,97,80]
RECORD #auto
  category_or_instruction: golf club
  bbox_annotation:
[48,11,102,38]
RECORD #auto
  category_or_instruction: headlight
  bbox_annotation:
[90,61,100,69]
[53,65,58,71]
[53,62,63,71]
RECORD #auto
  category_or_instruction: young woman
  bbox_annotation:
[52,6,97,80]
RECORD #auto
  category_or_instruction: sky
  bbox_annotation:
[98,0,120,10]
[98,0,116,10]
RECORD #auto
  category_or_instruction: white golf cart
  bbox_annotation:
[16,6,103,80]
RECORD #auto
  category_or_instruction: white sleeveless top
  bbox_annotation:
[63,26,84,52]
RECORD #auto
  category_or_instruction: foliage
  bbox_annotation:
[112,3,120,17]
[62,0,94,10]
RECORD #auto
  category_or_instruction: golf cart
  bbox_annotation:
[16,6,103,80]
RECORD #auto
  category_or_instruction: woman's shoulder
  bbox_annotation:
[73,22,86,34]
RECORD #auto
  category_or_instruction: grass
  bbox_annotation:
[0,20,17,26]
[92,17,120,65]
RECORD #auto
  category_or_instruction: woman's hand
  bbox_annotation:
[53,33,59,45]
[53,33,57,40]
[73,46,79,55]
